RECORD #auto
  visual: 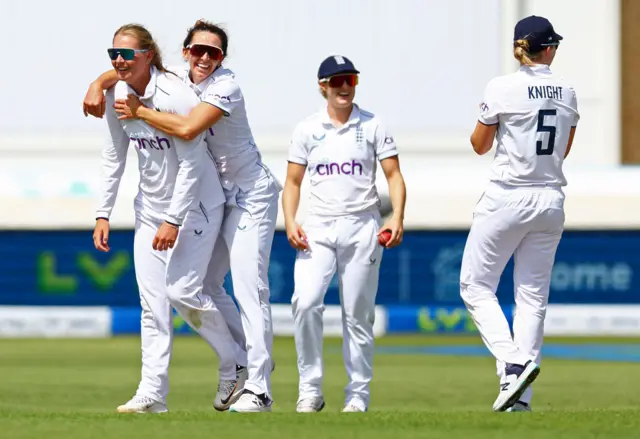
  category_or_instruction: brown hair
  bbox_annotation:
[513,39,542,66]
[113,24,168,73]
[183,19,229,56]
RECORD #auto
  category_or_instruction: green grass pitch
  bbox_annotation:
[1,335,639,438]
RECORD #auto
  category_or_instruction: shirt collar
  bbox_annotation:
[185,65,225,97]
[128,66,158,100]
[519,64,552,75]
[320,103,361,129]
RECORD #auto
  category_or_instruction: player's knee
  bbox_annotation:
[165,280,188,306]
[292,294,323,318]
[460,281,471,303]
[343,307,375,331]
[460,281,493,304]
[258,286,270,305]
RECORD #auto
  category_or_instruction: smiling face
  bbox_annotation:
[110,33,153,85]
[320,74,358,109]
[183,31,224,84]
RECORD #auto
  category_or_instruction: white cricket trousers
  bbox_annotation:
[292,211,383,410]
[204,235,248,369]
[204,168,279,398]
[460,182,564,405]
[133,206,238,405]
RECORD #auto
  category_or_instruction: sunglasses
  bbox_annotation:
[322,74,359,88]
[108,48,148,61]
[187,44,224,60]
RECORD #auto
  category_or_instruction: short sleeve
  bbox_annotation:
[202,78,242,116]
[373,120,398,161]
[569,87,580,127]
[288,123,309,165]
[478,79,503,126]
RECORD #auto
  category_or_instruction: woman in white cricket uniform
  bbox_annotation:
[85,20,280,412]
[283,55,407,413]
[93,24,241,413]
[461,16,579,412]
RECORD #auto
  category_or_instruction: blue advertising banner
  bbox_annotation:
[0,230,637,306]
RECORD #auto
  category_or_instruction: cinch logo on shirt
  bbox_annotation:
[130,135,171,150]
[315,160,363,176]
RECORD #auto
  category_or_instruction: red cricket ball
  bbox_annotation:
[378,229,392,246]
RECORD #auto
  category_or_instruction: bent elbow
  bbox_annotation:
[470,137,483,155]
[284,178,302,190]
[470,137,491,155]
[176,125,199,141]
[180,130,196,141]
[473,145,488,155]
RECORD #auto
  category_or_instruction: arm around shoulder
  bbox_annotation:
[137,100,223,141]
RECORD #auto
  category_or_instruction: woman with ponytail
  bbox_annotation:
[461,15,579,413]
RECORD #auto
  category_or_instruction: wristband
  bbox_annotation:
[164,220,180,229]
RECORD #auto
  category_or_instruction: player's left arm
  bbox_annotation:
[165,91,207,226]
[115,79,242,141]
[375,123,406,248]
[153,89,207,251]
[117,98,223,141]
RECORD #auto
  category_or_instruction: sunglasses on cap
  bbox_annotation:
[187,44,224,60]
[321,74,359,88]
[108,48,149,61]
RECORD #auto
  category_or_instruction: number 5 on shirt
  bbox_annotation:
[536,109,556,156]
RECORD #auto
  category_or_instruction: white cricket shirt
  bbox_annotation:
[96,66,225,226]
[288,104,398,216]
[479,64,580,187]
[169,64,271,192]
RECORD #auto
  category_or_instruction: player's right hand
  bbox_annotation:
[286,222,308,251]
[93,218,110,252]
[83,82,106,118]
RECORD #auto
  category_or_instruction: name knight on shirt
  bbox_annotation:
[528,85,563,100]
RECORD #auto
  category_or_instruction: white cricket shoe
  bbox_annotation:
[493,361,540,412]
[505,401,532,412]
[214,365,248,411]
[342,401,367,413]
[296,396,325,413]
[116,395,167,414]
[229,390,273,413]
[342,404,365,412]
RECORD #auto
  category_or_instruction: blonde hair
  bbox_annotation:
[113,24,168,73]
[319,84,327,99]
[513,39,541,66]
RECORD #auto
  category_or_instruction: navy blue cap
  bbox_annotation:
[317,55,360,80]
[514,15,563,53]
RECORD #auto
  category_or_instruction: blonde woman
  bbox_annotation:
[460,15,579,412]
[95,23,239,413]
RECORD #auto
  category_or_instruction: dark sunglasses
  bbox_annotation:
[322,74,359,88]
[187,44,224,60]
[108,48,148,61]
